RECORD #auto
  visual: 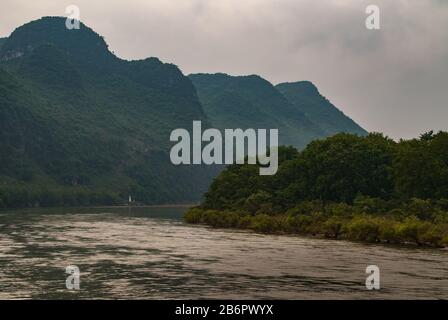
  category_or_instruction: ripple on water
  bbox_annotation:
[0,207,447,299]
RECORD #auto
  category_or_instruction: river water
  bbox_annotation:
[0,206,446,299]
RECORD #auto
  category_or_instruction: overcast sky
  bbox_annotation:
[1,0,447,139]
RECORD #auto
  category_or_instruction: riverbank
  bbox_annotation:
[0,204,195,218]
[185,133,448,249]
[184,205,448,248]
[0,203,196,212]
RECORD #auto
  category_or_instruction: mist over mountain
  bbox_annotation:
[0,17,367,207]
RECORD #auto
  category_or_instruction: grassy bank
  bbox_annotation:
[185,199,448,248]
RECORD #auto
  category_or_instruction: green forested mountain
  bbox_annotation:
[0,17,215,206]
[276,81,367,136]
[189,73,326,149]
[189,73,367,149]
[0,17,368,208]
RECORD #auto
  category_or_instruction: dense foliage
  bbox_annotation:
[0,17,368,208]
[0,17,216,207]
[186,132,448,247]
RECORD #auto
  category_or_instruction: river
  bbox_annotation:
[0,206,446,299]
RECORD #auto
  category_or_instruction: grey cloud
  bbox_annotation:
[0,0,447,139]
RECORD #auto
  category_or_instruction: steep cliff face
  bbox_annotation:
[0,17,368,207]
[0,17,214,205]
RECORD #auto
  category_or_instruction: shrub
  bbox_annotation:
[418,225,443,247]
[323,216,345,238]
[244,191,272,214]
[405,198,434,220]
[344,216,381,242]
[397,216,421,244]
[285,201,323,217]
[378,219,399,243]
[250,214,280,233]
[184,200,448,248]
[286,214,314,234]
[184,207,203,224]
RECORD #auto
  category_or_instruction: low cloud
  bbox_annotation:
[1,0,447,138]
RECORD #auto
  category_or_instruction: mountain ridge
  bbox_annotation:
[0,17,215,206]
[189,73,367,149]
[0,17,367,207]
[276,81,367,137]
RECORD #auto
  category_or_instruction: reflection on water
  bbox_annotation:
[0,206,447,299]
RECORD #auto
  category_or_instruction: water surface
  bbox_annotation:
[0,206,447,299]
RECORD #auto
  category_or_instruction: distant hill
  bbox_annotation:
[189,73,326,149]
[276,81,367,136]
[0,38,6,50]
[190,73,367,149]
[0,17,215,206]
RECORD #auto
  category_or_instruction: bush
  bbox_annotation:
[397,216,421,244]
[418,225,443,247]
[326,203,353,217]
[378,219,399,243]
[184,201,448,248]
[353,195,388,214]
[405,198,434,220]
[250,214,281,233]
[285,201,323,217]
[323,216,346,238]
[286,214,314,234]
[184,207,203,224]
[244,191,272,214]
[344,216,381,242]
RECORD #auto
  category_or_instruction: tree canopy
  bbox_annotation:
[202,131,448,211]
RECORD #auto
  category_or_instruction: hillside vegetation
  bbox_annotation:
[276,81,366,137]
[190,73,367,149]
[0,17,215,207]
[0,17,367,208]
